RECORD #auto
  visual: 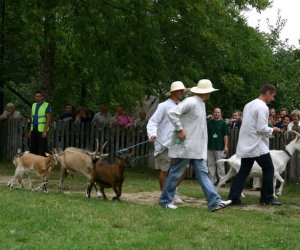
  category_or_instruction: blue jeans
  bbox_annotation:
[159,158,222,211]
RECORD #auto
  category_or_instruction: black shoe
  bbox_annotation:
[230,199,247,206]
[260,199,282,206]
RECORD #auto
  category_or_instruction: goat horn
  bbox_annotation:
[286,130,300,137]
[101,141,107,154]
[95,138,99,154]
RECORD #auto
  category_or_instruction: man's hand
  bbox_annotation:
[149,135,157,143]
[177,130,185,140]
[223,147,229,155]
[272,127,281,133]
[42,131,47,138]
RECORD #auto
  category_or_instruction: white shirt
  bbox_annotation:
[236,98,273,158]
[167,95,208,159]
[287,121,300,131]
[147,99,178,156]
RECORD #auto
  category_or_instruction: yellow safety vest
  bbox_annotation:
[31,102,49,132]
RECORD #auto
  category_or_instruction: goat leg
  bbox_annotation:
[100,187,108,200]
[43,180,48,193]
[86,182,94,198]
[274,172,285,196]
[112,186,120,201]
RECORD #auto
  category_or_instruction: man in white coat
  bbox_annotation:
[159,79,232,211]
[228,84,281,206]
[147,81,188,203]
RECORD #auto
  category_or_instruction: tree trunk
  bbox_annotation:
[0,0,5,113]
[39,1,56,102]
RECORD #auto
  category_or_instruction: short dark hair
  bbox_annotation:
[34,90,44,96]
[260,84,276,95]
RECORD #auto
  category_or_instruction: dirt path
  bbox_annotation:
[2,175,299,212]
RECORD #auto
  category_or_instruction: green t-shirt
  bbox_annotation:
[207,119,229,151]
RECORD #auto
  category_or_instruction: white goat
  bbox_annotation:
[7,151,59,192]
[217,131,300,197]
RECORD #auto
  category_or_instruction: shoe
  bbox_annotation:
[250,188,261,191]
[173,194,183,204]
[260,199,282,206]
[230,199,247,206]
[211,200,232,212]
[163,202,177,209]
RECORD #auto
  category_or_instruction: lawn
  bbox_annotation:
[1,161,300,250]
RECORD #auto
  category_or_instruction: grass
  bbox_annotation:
[1,162,300,249]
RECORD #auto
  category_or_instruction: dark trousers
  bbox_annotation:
[228,153,274,203]
[30,128,48,156]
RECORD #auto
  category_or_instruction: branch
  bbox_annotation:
[6,85,31,108]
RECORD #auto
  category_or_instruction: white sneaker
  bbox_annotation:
[173,194,183,204]
[164,202,177,209]
[211,200,232,212]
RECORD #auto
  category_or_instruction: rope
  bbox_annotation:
[117,140,149,153]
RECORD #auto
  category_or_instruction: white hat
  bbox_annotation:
[166,81,188,96]
[190,79,218,94]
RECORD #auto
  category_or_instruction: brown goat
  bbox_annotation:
[87,151,134,200]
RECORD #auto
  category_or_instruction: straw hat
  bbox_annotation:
[190,79,218,94]
[166,81,188,96]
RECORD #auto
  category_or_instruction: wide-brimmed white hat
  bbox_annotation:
[190,79,218,94]
[166,81,188,96]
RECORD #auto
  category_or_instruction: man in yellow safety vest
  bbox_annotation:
[29,90,52,156]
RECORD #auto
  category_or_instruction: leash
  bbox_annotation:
[117,140,149,153]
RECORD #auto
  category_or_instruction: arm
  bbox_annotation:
[223,135,229,154]
[146,103,165,142]
[42,112,51,138]
[256,106,273,137]
[168,100,192,140]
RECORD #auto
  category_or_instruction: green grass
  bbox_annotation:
[1,162,300,249]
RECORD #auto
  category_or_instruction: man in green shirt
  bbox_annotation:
[207,108,229,185]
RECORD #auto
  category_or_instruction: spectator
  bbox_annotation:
[59,104,75,123]
[111,106,133,129]
[275,108,289,128]
[207,107,229,185]
[269,107,276,126]
[74,106,89,125]
[92,104,112,125]
[28,90,52,156]
[0,103,22,120]
[280,115,292,133]
[86,109,95,122]
[287,109,300,131]
[229,110,242,130]
[134,110,147,127]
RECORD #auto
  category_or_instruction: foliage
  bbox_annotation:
[2,0,299,115]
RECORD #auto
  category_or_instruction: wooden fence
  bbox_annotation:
[0,119,151,167]
[0,119,299,182]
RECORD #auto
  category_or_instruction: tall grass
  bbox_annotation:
[1,162,300,249]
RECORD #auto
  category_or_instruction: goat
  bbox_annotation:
[57,141,108,196]
[217,130,300,197]
[7,151,59,192]
[87,151,134,200]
